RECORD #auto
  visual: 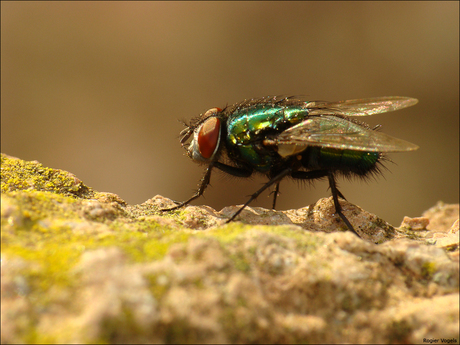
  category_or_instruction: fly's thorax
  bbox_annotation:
[226,105,308,146]
[185,108,223,163]
[224,103,310,171]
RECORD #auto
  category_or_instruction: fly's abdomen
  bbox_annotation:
[303,147,381,175]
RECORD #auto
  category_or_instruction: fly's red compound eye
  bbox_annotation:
[197,117,221,159]
[203,107,222,118]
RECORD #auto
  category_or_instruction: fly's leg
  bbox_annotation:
[271,182,281,209]
[226,168,292,223]
[160,165,214,212]
[160,162,253,212]
[327,172,359,237]
[290,170,359,237]
[213,162,253,178]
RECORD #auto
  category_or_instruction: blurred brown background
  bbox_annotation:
[1,2,458,225]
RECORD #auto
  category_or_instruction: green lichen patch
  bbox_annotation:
[1,190,192,270]
[2,190,80,226]
[1,154,94,198]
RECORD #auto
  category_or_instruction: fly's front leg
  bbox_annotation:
[213,161,253,177]
[160,164,214,212]
[160,162,253,212]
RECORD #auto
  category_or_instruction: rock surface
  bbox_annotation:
[1,153,459,344]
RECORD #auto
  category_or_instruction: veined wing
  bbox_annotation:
[306,96,418,117]
[275,115,419,153]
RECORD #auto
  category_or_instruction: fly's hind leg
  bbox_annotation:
[291,169,359,237]
[327,172,359,237]
[271,182,281,209]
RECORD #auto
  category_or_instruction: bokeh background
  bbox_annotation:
[2,1,458,226]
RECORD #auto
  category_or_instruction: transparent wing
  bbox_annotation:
[306,96,418,117]
[276,115,419,153]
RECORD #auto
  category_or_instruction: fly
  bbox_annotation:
[161,96,419,237]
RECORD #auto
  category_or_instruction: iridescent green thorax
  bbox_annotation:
[225,104,309,171]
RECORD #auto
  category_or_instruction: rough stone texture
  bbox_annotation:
[1,153,459,344]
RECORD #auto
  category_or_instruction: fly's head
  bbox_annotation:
[180,107,223,163]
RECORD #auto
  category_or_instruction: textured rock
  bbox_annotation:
[1,153,459,343]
